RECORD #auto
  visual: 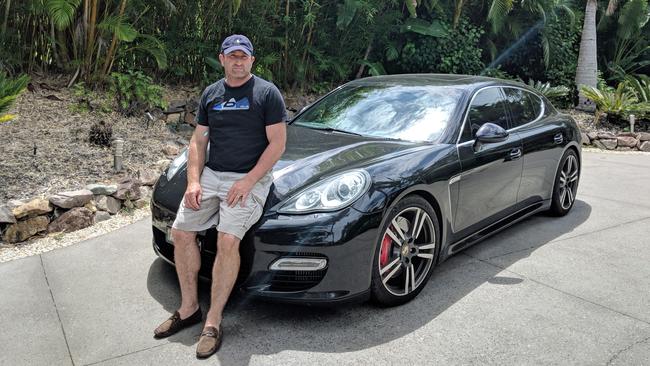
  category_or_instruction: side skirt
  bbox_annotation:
[446,200,548,256]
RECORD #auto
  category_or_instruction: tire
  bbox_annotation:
[549,149,580,217]
[371,195,440,307]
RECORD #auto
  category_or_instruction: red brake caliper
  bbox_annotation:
[380,232,392,267]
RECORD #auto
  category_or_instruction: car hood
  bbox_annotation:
[270,125,428,199]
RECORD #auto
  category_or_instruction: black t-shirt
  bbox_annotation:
[196,75,287,173]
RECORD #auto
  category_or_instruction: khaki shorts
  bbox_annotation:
[172,167,273,240]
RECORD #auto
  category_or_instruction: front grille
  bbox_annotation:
[268,269,327,291]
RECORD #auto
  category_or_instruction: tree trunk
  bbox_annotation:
[355,42,373,79]
[453,0,465,29]
[102,0,128,79]
[85,0,99,83]
[1,0,11,36]
[575,0,598,112]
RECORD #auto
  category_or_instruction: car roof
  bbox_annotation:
[345,73,531,93]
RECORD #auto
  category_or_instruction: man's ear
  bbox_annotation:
[251,55,255,64]
[218,53,225,66]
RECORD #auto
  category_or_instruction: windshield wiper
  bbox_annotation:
[302,125,363,136]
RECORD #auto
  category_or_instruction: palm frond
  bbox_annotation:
[45,0,82,30]
[487,0,514,33]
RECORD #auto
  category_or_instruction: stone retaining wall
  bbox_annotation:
[0,167,165,244]
[581,131,650,151]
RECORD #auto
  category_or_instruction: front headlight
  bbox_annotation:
[278,170,371,214]
[166,148,188,180]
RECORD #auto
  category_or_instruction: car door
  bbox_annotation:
[454,86,524,234]
[502,87,565,204]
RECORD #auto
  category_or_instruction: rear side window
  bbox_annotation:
[502,87,542,128]
[460,87,509,142]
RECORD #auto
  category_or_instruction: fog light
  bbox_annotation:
[269,257,327,271]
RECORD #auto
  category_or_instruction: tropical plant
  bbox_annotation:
[580,82,650,123]
[605,0,650,82]
[625,74,650,103]
[0,73,29,123]
[109,70,166,116]
[528,79,571,100]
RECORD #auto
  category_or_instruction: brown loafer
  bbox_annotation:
[196,325,223,359]
[154,308,202,339]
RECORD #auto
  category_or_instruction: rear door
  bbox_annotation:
[502,87,565,204]
[454,86,524,234]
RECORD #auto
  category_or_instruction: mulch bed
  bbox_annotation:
[0,75,188,202]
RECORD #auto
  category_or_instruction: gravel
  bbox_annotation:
[0,205,151,263]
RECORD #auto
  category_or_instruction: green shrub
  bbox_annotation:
[0,73,29,123]
[580,82,650,124]
[109,71,167,116]
[527,80,570,104]
[398,19,485,75]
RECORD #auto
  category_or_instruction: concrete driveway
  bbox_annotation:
[2,150,649,366]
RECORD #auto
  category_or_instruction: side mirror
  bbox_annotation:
[475,123,509,143]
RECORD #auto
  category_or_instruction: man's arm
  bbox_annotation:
[184,125,210,209]
[226,122,286,207]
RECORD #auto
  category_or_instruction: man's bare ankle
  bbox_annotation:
[178,304,199,319]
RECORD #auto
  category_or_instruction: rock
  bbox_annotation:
[53,207,66,219]
[600,138,618,150]
[84,201,97,213]
[618,132,638,138]
[134,198,148,209]
[165,100,186,113]
[139,186,152,199]
[587,131,598,141]
[106,196,122,214]
[12,198,53,219]
[617,136,638,148]
[49,189,94,209]
[580,132,590,145]
[177,124,195,139]
[93,211,111,224]
[154,159,172,172]
[162,144,180,156]
[137,169,159,186]
[638,132,650,141]
[592,140,607,150]
[48,207,93,234]
[86,183,117,195]
[124,200,134,209]
[0,205,16,224]
[7,200,25,209]
[639,141,650,152]
[3,216,50,243]
[597,131,616,140]
[95,195,108,211]
[598,131,616,140]
[113,178,141,201]
[617,147,634,151]
[184,111,197,126]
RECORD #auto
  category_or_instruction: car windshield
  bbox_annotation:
[292,84,465,142]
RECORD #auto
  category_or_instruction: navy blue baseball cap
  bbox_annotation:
[221,34,254,56]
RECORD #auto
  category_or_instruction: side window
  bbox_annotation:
[503,87,541,128]
[461,87,508,142]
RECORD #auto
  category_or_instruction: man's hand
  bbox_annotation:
[227,176,256,207]
[184,182,203,210]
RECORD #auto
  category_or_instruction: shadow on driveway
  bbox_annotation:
[145,200,592,365]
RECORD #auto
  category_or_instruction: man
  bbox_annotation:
[153,34,287,359]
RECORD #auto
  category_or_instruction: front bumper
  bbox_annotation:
[151,199,383,305]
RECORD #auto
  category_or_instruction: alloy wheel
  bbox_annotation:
[378,207,436,296]
[558,154,579,210]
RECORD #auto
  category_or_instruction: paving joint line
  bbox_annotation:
[606,334,650,366]
[40,254,76,366]
[83,343,172,366]
[467,254,650,327]
[482,215,650,261]
[579,193,650,210]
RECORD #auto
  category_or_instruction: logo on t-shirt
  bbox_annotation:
[213,97,250,111]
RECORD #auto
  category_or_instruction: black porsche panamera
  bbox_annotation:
[150,74,581,306]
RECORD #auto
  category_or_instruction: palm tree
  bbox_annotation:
[575,0,598,111]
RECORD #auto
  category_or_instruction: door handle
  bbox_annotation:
[554,133,563,144]
[509,148,522,160]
